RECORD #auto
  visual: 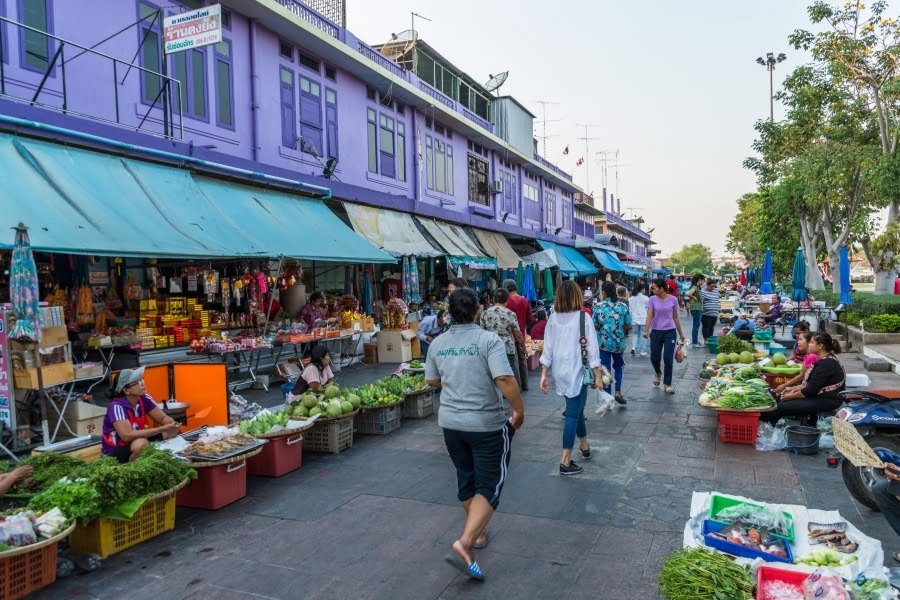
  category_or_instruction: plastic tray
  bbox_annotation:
[701,520,794,564]
[707,494,795,541]
[756,566,808,600]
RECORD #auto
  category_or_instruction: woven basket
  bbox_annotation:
[0,523,75,600]
[833,417,884,468]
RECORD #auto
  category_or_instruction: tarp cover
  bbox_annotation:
[344,203,442,258]
[522,249,558,271]
[537,240,598,276]
[592,248,628,272]
[473,229,521,269]
[0,133,393,263]
[417,218,497,270]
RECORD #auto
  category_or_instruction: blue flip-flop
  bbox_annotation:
[445,552,485,581]
[474,532,489,550]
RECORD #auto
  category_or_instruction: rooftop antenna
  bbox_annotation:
[484,71,509,96]
[577,123,601,195]
[411,12,429,41]
[534,100,560,156]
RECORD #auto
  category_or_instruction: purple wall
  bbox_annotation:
[0,0,582,245]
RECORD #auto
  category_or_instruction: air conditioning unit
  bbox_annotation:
[491,180,503,194]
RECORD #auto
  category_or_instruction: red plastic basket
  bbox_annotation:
[0,541,59,600]
[717,410,761,445]
[756,566,808,600]
[247,433,303,477]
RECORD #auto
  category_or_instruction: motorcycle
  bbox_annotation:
[834,389,900,510]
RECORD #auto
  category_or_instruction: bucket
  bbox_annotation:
[785,425,820,455]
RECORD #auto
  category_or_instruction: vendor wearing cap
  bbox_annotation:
[102,367,181,463]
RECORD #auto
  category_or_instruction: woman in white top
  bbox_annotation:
[628,282,650,357]
[297,345,334,393]
[539,280,604,476]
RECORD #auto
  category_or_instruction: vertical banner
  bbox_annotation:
[0,313,12,429]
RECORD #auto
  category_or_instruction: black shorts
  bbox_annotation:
[107,434,163,463]
[443,422,515,510]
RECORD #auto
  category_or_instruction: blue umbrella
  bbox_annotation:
[362,267,373,315]
[839,245,852,305]
[9,223,44,343]
[522,265,538,302]
[759,249,774,294]
[791,248,808,302]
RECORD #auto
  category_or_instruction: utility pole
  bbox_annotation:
[756,52,786,121]
[534,100,560,156]
[576,123,601,196]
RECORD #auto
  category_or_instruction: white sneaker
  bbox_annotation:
[640,352,647,357]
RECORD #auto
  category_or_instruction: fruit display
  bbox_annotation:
[794,549,858,568]
[285,386,360,420]
[237,411,292,435]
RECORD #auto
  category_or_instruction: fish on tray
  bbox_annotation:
[808,522,858,554]
[711,522,788,558]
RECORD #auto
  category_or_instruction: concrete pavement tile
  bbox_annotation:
[745,484,806,505]
[677,439,716,459]
[643,533,682,580]
[620,422,658,437]
[638,461,710,480]
[713,460,757,486]
[640,450,715,470]
[687,415,718,428]
[658,413,689,425]
[755,466,801,487]
[592,526,654,557]
[568,555,659,600]
[436,552,532,599]
[504,560,585,599]
[181,586,280,599]
[488,513,601,562]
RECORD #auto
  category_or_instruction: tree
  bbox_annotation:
[726,189,801,280]
[669,244,714,275]
[791,1,900,293]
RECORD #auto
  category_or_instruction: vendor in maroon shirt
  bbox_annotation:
[102,367,181,463]
[530,310,548,340]
[503,280,533,334]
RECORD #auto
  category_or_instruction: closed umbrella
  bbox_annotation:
[839,245,852,305]
[401,256,412,304]
[522,265,538,302]
[542,268,555,302]
[515,261,525,293]
[9,223,44,343]
[362,267,373,315]
[791,248,808,302]
[759,249,774,293]
[408,256,422,305]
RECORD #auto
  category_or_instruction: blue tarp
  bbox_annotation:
[592,249,628,272]
[0,133,394,263]
[537,240,598,276]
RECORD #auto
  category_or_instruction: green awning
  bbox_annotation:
[0,133,393,263]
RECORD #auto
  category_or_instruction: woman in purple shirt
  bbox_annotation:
[644,278,686,393]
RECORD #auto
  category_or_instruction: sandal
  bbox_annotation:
[474,532,489,550]
[664,386,675,394]
[653,375,661,387]
[614,392,626,405]
[445,553,486,581]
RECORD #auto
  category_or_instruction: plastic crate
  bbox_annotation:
[247,433,303,477]
[706,336,719,355]
[756,566,809,600]
[717,410,761,445]
[0,540,60,600]
[304,415,354,453]
[707,494,795,541]
[702,520,794,564]
[356,404,402,435]
[402,390,435,419]
[177,461,248,510]
[69,493,176,558]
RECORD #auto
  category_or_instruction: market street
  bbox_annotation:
[34,345,900,600]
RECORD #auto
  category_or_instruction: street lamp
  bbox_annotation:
[756,52,786,122]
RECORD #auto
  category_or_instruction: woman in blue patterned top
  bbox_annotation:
[593,280,631,404]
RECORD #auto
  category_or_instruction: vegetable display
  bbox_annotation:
[238,410,292,435]
[717,334,755,356]
[794,549,858,568]
[408,360,423,369]
[657,547,754,600]
[846,576,890,600]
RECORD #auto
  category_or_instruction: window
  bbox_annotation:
[446,145,454,194]
[324,65,336,81]
[21,0,51,72]
[545,192,557,226]
[378,114,395,178]
[366,87,376,101]
[425,135,453,193]
[561,201,571,230]
[501,171,516,214]
[138,3,163,103]
[468,154,489,206]
[523,182,541,221]
[396,102,405,116]
[280,67,296,148]
[396,122,406,182]
[425,136,433,189]
[221,9,231,29]
[367,108,377,173]
[279,41,293,60]
[379,93,392,109]
[214,40,233,128]
[298,51,320,73]
[325,88,338,160]
[170,47,207,120]
[523,183,539,203]
[298,76,322,155]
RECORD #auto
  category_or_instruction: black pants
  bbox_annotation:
[701,315,718,340]
[649,328,677,386]
[515,340,528,390]
[761,396,843,423]
[443,423,515,509]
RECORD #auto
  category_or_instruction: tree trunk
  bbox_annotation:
[873,269,896,295]
[799,213,825,291]
[861,239,897,296]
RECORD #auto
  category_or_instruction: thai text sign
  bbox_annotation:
[164,4,222,54]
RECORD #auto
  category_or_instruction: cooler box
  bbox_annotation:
[247,433,303,477]
[176,460,249,510]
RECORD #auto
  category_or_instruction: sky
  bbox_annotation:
[345,0,815,256]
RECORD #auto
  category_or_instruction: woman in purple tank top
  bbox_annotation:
[644,277,686,393]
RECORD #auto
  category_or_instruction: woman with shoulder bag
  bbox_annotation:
[540,280,604,476]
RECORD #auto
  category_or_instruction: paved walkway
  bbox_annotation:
[37,335,899,599]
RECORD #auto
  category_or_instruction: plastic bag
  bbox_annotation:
[714,503,793,538]
[593,389,616,416]
[675,344,687,363]
[0,513,37,547]
[755,422,787,451]
[803,569,850,600]
[846,568,895,600]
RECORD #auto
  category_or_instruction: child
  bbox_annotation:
[774,332,819,394]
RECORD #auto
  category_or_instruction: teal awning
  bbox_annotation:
[591,249,628,272]
[537,241,598,276]
[0,133,393,263]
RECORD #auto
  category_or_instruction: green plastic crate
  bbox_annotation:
[707,494,795,542]
[706,336,719,355]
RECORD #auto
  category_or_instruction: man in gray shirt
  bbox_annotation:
[425,287,524,582]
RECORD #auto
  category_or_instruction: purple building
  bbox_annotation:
[0,0,593,257]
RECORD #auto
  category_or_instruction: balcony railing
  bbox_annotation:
[573,218,592,239]
[0,17,182,139]
[460,107,493,133]
[275,0,340,38]
[533,153,573,182]
[417,80,454,110]
[357,41,409,81]
[604,211,652,240]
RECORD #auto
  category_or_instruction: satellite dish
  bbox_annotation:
[483,71,508,95]
[393,29,418,42]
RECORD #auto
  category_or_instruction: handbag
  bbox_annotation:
[580,312,595,386]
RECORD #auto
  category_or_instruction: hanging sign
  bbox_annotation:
[0,314,12,429]
[88,271,109,285]
[164,4,222,54]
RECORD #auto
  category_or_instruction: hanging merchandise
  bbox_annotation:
[401,256,412,305]
[204,270,219,303]
[233,278,243,307]
[221,278,231,312]
[106,286,123,310]
[9,223,45,343]
[76,285,94,325]
[408,257,422,305]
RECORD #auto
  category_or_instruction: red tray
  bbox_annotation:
[756,566,808,600]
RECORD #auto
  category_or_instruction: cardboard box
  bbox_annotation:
[377,330,413,363]
[48,401,106,438]
[14,361,75,389]
[408,321,422,359]
[363,343,378,365]
[10,326,69,350]
[527,351,542,371]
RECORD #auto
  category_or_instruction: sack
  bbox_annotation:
[594,389,616,416]
[675,343,687,363]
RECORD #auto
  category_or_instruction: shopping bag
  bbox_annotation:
[593,388,616,416]
[675,343,687,363]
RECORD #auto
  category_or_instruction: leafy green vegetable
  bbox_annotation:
[658,548,754,600]
[718,334,754,355]
[846,576,889,600]
[30,480,102,523]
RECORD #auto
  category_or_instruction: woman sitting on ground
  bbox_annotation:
[293,345,335,395]
[774,332,818,394]
[762,332,845,423]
